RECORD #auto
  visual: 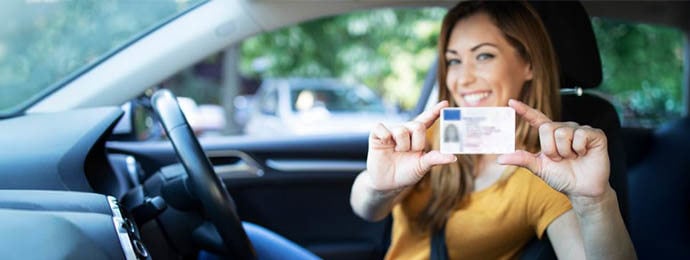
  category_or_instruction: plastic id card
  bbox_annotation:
[440,107,515,154]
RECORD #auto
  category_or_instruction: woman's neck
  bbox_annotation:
[472,154,507,192]
[475,154,499,177]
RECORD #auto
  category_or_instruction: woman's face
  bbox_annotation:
[445,12,532,107]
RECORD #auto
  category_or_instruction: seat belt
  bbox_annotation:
[430,224,449,260]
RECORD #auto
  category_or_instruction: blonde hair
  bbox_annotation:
[418,1,561,231]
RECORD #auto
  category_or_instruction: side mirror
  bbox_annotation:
[112,102,134,136]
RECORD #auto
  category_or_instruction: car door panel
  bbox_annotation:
[214,136,388,259]
[107,133,390,260]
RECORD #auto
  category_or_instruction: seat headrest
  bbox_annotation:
[530,1,602,89]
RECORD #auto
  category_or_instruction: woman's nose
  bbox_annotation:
[457,64,476,87]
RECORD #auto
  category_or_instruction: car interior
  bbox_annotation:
[0,0,688,259]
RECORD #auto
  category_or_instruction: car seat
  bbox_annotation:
[626,118,690,259]
[520,1,629,259]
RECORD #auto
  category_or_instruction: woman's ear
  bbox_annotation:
[524,63,534,81]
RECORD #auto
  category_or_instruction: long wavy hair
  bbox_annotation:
[418,1,561,231]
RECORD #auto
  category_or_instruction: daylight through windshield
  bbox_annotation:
[0,0,205,116]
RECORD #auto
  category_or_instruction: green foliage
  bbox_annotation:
[240,8,446,110]
[165,57,223,105]
[3,2,685,129]
[592,17,685,127]
[241,11,687,126]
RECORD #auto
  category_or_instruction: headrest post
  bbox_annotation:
[560,87,584,96]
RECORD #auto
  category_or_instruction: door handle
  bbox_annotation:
[207,150,264,179]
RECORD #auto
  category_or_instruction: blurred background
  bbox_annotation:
[1,3,685,139]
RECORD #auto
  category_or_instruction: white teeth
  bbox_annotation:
[463,92,490,104]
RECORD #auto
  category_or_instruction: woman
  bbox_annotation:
[350,1,636,259]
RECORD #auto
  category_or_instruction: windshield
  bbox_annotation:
[0,0,206,117]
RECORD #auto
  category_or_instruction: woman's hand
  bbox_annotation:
[366,101,457,191]
[497,99,610,198]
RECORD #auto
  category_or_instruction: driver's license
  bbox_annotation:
[440,107,515,154]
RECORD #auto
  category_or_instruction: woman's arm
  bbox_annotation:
[546,210,584,260]
[350,171,411,221]
[548,188,635,260]
[569,186,636,259]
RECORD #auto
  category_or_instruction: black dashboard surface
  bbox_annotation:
[0,190,137,259]
[0,107,123,191]
[0,108,149,259]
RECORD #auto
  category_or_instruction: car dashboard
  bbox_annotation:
[0,107,149,259]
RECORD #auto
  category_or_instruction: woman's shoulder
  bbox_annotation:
[505,167,570,207]
[504,167,558,194]
[510,167,543,183]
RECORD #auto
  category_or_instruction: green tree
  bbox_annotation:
[240,11,686,127]
[592,17,685,127]
[240,8,446,110]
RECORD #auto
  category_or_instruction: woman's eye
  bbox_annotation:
[477,53,494,61]
[446,59,461,66]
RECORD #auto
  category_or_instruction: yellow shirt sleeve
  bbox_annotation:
[521,168,573,238]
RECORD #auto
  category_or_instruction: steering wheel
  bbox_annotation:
[151,89,255,259]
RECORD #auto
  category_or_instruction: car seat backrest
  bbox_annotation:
[529,0,629,219]
[521,1,628,259]
[530,2,602,90]
[621,127,654,168]
[626,117,690,259]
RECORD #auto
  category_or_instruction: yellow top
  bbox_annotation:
[384,167,572,260]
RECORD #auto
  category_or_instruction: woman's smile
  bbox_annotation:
[460,90,492,106]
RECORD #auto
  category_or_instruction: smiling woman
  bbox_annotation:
[0,1,687,260]
[0,0,205,116]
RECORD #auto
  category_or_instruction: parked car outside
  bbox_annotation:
[177,97,227,137]
[244,78,404,136]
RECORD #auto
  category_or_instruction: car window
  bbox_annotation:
[154,7,445,138]
[0,0,206,117]
[591,17,686,128]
